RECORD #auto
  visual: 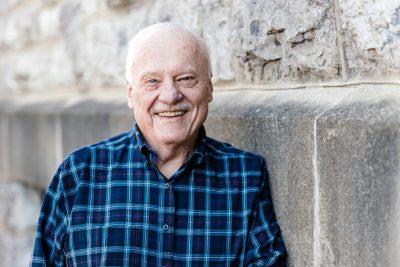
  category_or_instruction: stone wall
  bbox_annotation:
[0,0,399,266]
[1,0,399,94]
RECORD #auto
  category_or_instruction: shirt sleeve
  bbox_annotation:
[243,158,287,266]
[31,165,68,267]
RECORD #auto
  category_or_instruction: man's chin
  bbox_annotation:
[155,132,189,145]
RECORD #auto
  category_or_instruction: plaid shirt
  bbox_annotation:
[31,124,287,266]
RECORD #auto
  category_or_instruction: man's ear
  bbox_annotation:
[208,81,213,103]
[127,82,135,109]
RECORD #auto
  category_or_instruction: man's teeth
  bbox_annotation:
[158,111,185,117]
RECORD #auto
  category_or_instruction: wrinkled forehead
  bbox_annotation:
[132,31,208,76]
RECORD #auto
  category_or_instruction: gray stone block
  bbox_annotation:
[1,97,132,188]
[108,100,135,136]
[206,90,326,266]
[61,100,112,156]
[316,89,400,266]
[0,109,10,179]
[61,99,133,156]
[206,86,400,266]
[8,101,61,189]
[206,114,315,266]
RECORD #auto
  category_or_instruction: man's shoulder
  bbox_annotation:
[203,136,265,163]
[45,130,136,207]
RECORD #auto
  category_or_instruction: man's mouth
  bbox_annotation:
[157,110,187,117]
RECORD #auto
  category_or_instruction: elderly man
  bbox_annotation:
[31,23,287,266]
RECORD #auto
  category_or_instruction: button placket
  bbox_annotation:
[161,177,175,263]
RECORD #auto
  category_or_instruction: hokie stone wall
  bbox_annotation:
[0,0,399,266]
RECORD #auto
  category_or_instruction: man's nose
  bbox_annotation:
[158,79,183,104]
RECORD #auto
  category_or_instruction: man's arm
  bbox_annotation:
[243,158,287,266]
[31,165,68,266]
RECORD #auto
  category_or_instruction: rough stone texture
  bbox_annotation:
[0,1,42,50]
[106,0,136,8]
[1,85,400,265]
[340,0,400,78]
[232,0,341,83]
[0,42,75,93]
[0,181,41,267]
[59,0,148,91]
[38,4,62,39]
[1,0,398,94]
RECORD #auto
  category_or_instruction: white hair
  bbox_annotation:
[125,22,212,84]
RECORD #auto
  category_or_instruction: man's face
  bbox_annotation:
[127,35,213,147]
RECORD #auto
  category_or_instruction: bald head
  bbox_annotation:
[125,23,212,84]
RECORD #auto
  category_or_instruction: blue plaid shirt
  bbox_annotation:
[31,124,287,266]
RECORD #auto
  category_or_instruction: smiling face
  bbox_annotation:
[127,28,213,150]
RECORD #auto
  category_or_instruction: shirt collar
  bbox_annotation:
[132,123,152,155]
[192,125,207,164]
[131,123,207,165]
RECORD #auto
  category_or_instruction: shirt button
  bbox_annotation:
[162,224,169,231]
[164,183,171,189]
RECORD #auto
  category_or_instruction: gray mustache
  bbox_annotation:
[151,103,192,113]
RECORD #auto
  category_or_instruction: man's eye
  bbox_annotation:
[144,79,160,89]
[179,76,194,81]
[146,79,159,84]
[177,76,197,87]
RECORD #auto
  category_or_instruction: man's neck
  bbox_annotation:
[147,136,198,179]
